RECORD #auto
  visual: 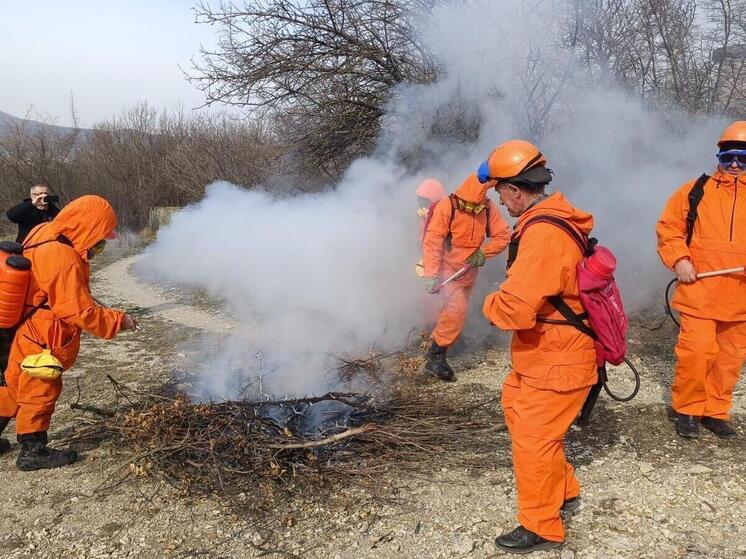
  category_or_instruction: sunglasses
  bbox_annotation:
[717,149,746,168]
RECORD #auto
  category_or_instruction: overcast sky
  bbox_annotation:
[0,0,225,127]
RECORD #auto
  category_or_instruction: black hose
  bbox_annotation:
[603,357,641,402]
[664,278,680,327]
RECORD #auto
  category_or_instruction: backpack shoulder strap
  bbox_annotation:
[19,296,49,323]
[443,194,457,252]
[545,296,597,340]
[448,194,456,227]
[524,215,589,253]
[686,173,709,246]
[421,203,438,241]
[23,234,74,251]
[506,215,591,269]
[485,202,492,238]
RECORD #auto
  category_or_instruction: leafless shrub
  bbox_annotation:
[1,104,280,229]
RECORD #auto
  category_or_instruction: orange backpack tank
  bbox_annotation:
[0,241,32,329]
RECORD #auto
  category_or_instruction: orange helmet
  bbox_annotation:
[415,178,446,202]
[718,121,746,148]
[477,140,550,185]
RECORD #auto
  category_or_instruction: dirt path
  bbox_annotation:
[1,255,745,559]
[95,254,239,333]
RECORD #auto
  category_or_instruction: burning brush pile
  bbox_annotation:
[67,352,503,503]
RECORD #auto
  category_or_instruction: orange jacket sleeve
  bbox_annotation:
[483,224,573,331]
[422,198,452,277]
[656,183,692,270]
[482,201,511,258]
[65,304,125,339]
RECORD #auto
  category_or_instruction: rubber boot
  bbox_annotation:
[424,341,454,382]
[16,432,77,471]
[0,417,10,455]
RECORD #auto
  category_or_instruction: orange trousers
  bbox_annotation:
[672,313,746,420]
[502,371,590,542]
[0,359,62,434]
[431,269,477,347]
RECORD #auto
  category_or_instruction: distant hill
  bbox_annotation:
[0,110,90,139]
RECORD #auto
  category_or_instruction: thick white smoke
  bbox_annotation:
[139,160,427,399]
[140,0,729,399]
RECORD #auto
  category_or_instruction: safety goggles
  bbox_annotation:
[90,240,107,255]
[717,149,746,169]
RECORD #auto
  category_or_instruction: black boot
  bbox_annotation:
[424,342,454,382]
[676,414,700,439]
[0,417,10,455]
[448,336,468,357]
[16,432,77,471]
[495,525,562,554]
[701,417,737,439]
[560,496,584,516]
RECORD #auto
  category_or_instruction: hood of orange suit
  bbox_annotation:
[454,173,491,204]
[51,195,117,260]
[516,192,594,236]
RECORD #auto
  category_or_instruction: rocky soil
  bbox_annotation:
[1,253,744,559]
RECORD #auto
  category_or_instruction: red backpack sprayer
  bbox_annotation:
[505,216,641,425]
[434,217,642,425]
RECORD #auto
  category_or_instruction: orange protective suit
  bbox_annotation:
[0,196,125,435]
[483,192,597,542]
[656,170,746,419]
[422,173,510,346]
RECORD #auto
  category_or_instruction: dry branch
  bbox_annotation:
[64,375,503,509]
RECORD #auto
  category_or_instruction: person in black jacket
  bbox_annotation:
[6,185,61,243]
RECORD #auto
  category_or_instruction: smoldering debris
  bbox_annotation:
[66,367,502,508]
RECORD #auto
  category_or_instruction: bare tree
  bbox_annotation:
[0,110,81,214]
[190,0,439,179]
[560,0,746,117]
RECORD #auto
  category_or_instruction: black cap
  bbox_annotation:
[506,165,553,187]
[719,141,746,152]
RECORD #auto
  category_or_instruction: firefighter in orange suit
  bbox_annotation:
[421,173,510,380]
[480,140,597,554]
[657,121,746,440]
[0,196,138,470]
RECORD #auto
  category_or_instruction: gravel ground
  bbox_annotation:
[0,254,744,559]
